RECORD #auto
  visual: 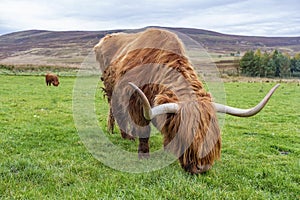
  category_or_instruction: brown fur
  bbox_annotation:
[45,73,59,86]
[94,28,221,174]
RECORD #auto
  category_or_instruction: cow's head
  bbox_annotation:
[128,82,280,174]
[52,76,59,86]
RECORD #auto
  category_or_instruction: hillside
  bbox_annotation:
[0,30,112,67]
[1,26,300,68]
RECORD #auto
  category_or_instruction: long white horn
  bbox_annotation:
[213,84,280,117]
[128,82,179,120]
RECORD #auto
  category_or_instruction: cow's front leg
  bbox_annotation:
[134,126,150,159]
[107,107,115,134]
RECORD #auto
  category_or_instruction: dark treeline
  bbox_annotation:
[239,49,300,77]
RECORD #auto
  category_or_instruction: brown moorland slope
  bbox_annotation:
[1,27,300,68]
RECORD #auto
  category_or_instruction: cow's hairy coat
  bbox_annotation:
[95,28,221,174]
[45,73,59,86]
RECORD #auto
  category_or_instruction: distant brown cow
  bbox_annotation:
[45,73,59,86]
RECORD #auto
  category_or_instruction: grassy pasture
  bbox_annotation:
[0,75,299,199]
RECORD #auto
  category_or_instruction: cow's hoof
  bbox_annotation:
[138,152,150,159]
[121,132,135,141]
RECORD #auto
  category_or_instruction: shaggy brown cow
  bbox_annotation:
[94,28,279,174]
[45,73,59,86]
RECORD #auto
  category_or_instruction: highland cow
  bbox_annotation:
[45,73,59,86]
[94,28,279,174]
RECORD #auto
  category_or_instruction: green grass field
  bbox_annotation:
[0,75,299,199]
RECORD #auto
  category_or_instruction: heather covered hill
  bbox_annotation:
[1,26,300,67]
